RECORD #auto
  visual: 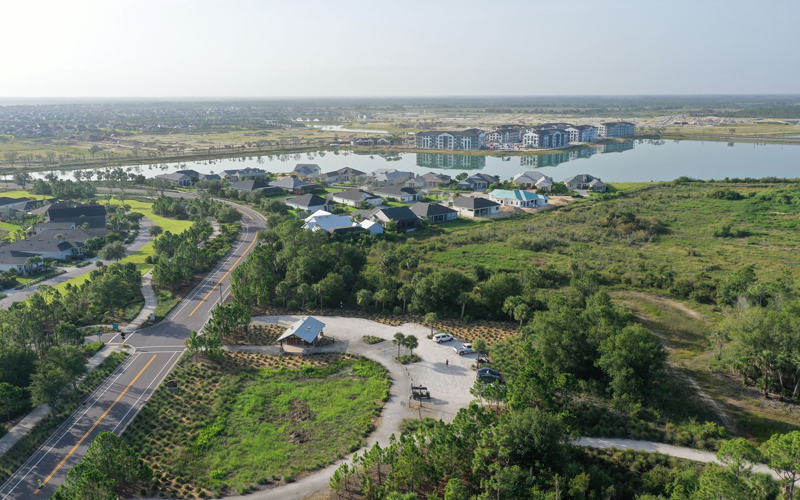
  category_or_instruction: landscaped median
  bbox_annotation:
[122,351,390,498]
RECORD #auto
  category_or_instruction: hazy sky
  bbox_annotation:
[2,0,798,97]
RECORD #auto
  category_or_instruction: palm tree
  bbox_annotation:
[392,332,406,358]
[397,285,413,313]
[403,335,418,356]
[356,289,374,311]
[374,289,391,312]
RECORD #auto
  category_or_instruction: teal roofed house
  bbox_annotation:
[489,189,549,208]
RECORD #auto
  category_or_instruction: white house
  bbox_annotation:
[489,189,549,208]
[331,189,382,207]
[155,173,192,187]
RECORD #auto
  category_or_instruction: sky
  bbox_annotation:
[1,0,798,97]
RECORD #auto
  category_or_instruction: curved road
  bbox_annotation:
[0,201,265,499]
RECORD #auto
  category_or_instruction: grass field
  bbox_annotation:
[123,352,390,498]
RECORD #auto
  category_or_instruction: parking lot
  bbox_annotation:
[250,315,480,423]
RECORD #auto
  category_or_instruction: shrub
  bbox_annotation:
[362,335,384,345]
[397,354,421,364]
[83,341,105,357]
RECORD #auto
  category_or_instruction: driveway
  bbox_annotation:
[223,315,480,500]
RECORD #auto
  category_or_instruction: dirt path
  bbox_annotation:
[624,291,707,321]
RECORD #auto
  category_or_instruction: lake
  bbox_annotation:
[42,140,800,183]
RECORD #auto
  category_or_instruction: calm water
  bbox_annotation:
[42,140,800,183]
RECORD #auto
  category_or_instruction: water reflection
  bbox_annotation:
[416,153,487,170]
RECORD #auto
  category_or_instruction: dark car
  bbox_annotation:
[477,373,503,383]
[477,367,501,378]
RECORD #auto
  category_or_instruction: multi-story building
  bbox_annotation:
[596,122,635,138]
[486,126,525,144]
[415,129,485,150]
[521,129,569,149]
[564,125,598,143]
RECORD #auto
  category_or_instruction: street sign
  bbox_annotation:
[113,323,119,331]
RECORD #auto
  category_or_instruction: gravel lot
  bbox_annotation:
[250,315,479,424]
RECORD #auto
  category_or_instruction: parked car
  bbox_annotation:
[433,333,454,343]
[478,372,503,383]
[454,343,474,356]
[477,367,501,377]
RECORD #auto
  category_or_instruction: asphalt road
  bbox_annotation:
[0,201,265,500]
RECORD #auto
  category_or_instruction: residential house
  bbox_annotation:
[410,202,458,223]
[42,202,107,228]
[489,189,549,208]
[415,129,486,150]
[228,180,282,193]
[198,173,222,181]
[370,207,421,231]
[269,177,318,194]
[359,220,385,235]
[155,173,192,187]
[292,164,321,179]
[457,173,497,191]
[319,167,365,183]
[564,125,598,143]
[564,174,607,192]
[0,197,31,212]
[372,185,423,203]
[375,137,392,146]
[302,210,380,235]
[0,228,110,271]
[452,197,501,218]
[513,171,553,191]
[284,194,333,212]
[365,168,414,186]
[223,168,268,181]
[174,169,201,180]
[405,172,452,189]
[277,317,326,350]
[331,189,382,207]
[596,122,635,138]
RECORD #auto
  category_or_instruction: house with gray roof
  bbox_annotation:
[513,171,553,191]
[331,189,382,207]
[284,194,332,212]
[405,172,452,189]
[564,174,607,192]
[0,228,109,271]
[457,173,497,191]
[370,206,421,231]
[43,202,107,228]
[410,202,458,223]
[453,196,501,218]
[269,177,318,194]
[223,168,268,181]
[372,185,422,203]
[227,180,281,193]
[292,163,321,179]
[365,168,414,186]
[319,167,365,183]
[155,173,192,187]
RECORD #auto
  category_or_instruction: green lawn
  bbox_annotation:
[154,290,180,319]
[123,353,389,497]
[0,221,22,233]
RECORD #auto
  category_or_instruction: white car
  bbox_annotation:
[433,333,454,343]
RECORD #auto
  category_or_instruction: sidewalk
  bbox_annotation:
[0,346,120,458]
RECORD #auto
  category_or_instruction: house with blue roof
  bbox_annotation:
[489,189,549,208]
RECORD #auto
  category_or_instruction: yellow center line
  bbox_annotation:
[188,209,257,317]
[34,355,157,494]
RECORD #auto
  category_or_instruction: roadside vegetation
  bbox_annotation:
[0,350,127,486]
[121,351,390,498]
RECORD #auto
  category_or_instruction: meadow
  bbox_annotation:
[122,352,390,498]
